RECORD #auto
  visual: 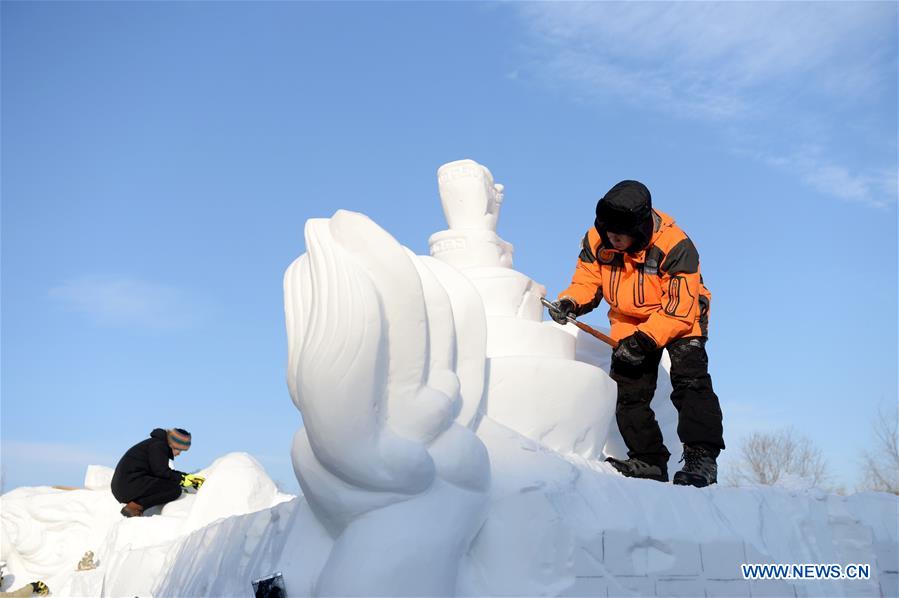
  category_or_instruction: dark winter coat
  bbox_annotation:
[110,428,186,504]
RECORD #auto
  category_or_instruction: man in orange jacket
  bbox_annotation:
[549,180,724,487]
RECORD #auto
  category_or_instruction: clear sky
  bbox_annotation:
[2,2,896,493]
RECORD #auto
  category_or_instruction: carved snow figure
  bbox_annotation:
[284,210,491,596]
[282,159,677,596]
[429,160,623,459]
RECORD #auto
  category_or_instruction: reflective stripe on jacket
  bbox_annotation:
[558,210,711,347]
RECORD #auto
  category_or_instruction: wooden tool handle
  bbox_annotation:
[540,298,619,349]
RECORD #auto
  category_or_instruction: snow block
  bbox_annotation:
[743,541,775,566]
[469,489,575,597]
[704,579,751,597]
[791,583,811,598]
[561,576,608,597]
[656,577,707,597]
[875,539,899,573]
[837,578,882,597]
[610,576,656,597]
[652,540,702,577]
[829,517,877,565]
[572,535,605,577]
[749,579,796,597]
[602,530,701,578]
[880,572,898,598]
[485,317,575,360]
[600,531,638,576]
[700,540,747,580]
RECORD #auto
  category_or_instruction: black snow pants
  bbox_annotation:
[111,476,182,510]
[610,336,725,471]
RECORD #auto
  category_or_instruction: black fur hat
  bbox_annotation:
[594,180,654,252]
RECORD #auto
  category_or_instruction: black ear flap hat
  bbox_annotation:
[594,180,654,252]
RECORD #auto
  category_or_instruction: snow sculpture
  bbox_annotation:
[429,159,616,458]
[284,210,490,596]
[281,159,662,595]
[4,160,896,598]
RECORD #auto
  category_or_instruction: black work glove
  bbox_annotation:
[612,331,657,367]
[548,299,576,325]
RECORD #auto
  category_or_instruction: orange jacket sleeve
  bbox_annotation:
[637,237,702,347]
[558,231,603,315]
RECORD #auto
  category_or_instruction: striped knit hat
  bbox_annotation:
[167,428,191,450]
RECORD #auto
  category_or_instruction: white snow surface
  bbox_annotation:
[3,160,897,597]
[0,453,293,597]
[2,436,896,597]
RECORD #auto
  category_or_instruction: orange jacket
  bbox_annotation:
[558,210,711,347]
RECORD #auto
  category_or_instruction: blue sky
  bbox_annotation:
[2,2,896,493]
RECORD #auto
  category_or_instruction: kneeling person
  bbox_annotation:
[111,428,201,517]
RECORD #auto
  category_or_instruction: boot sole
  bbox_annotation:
[672,471,716,488]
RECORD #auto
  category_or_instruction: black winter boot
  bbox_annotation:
[605,456,669,482]
[673,445,718,487]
